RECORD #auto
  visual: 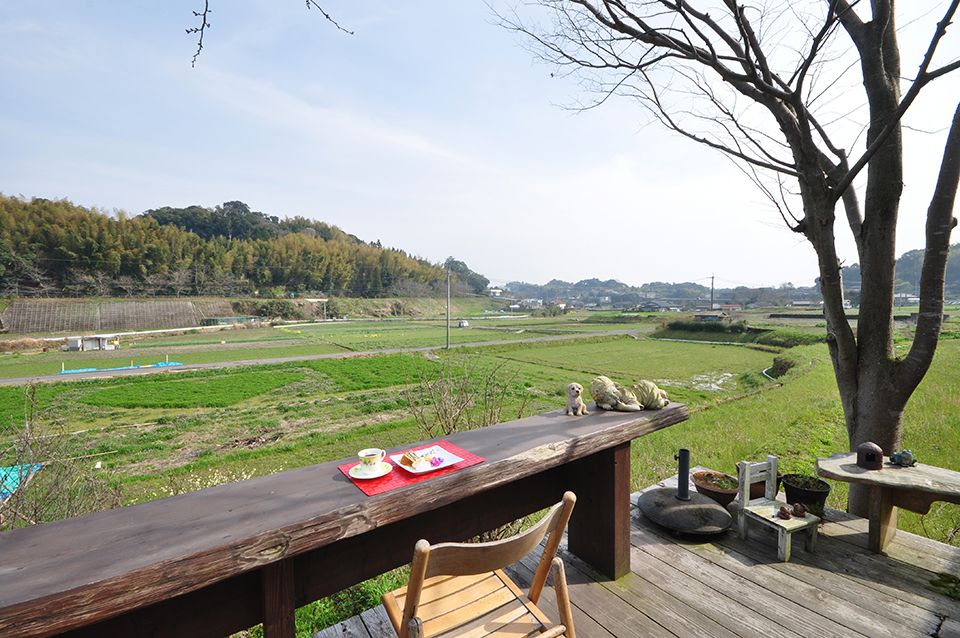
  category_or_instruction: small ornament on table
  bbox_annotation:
[890,450,917,467]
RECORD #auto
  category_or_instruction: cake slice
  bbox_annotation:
[399,450,423,468]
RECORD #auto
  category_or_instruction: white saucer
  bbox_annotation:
[349,462,392,480]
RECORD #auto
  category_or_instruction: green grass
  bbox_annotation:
[300,354,438,392]
[80,371,306,408]
[629,344,843,497]
[488,334,778,405]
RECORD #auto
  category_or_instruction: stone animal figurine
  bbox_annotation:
[631,379,669,410]
[589,376,642,412]
[589,376,670,411]
[564,382,589,416]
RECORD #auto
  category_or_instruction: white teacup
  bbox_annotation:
[358,448,386,475]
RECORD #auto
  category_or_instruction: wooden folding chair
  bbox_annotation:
[382,491,577,638]
[736,456,819,562]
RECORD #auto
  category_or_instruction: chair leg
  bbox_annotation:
[737,509,747,540]
[777,528,792,562]
[805,525,818,553]
[552,558,575,638]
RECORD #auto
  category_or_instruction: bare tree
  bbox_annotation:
[142,273,168,297]
[504,0,960,515]
[168,268,193,298]
[114,275,139,297]
[1,387,122,531]
[404,355,531,439]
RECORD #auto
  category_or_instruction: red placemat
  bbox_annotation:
[339,440,484,496]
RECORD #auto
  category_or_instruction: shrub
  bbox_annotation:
[770,353,801,377]
[231,299,303,320]
[666,320,748,334]
[755,330,825,348]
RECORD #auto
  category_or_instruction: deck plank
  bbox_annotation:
[517,549,650,637]
[310,614,370,638]
[634,510,905,637]
[358,606,395,636]
[552,544,741,638]
[632,520,871,637]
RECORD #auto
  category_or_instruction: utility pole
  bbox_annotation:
[446,266,451,349]
[710,275,715,310]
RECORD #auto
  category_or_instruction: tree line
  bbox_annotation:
[0,195,487,298]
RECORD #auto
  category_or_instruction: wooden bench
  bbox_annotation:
[816,452,960,553]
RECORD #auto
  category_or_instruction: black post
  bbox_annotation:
[675,449,690,501]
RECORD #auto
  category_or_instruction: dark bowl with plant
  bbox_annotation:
[782,473,831,509]
[691,470,739,507]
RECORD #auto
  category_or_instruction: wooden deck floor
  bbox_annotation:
[313,479,960,638]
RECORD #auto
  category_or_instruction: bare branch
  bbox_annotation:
[305,0,354,35]
[832,0,960,199]
[189,1,352,67]
[186,0,211,68]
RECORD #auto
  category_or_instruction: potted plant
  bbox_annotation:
[782,473,831,509]
[691,470,739,507]
[736,461,782,499]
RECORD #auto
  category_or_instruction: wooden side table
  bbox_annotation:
[817,452,960,552]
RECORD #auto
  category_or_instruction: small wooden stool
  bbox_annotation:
[736,456,819,562]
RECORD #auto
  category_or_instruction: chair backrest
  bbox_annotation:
[400,491,576,635]
[738,455,778,505]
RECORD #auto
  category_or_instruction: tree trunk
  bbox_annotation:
[836,104,960,516]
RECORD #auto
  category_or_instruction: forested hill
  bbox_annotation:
[0,195,456,298]
[142,201,361,244]
[842,244,960,299]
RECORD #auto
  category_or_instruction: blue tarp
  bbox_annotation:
[0,464,42,500]
[58,361,183,374]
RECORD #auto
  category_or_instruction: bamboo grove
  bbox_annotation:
[0,195,457,298]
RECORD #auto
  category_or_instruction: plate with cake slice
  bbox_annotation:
[390,445,463,474]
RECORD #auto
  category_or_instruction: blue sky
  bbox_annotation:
[2,2,957,290]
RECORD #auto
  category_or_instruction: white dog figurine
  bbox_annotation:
[564,382,589,416]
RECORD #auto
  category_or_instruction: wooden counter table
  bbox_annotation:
[0,402,689,638]
[817,452,960,553]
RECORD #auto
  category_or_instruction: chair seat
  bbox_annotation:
[743,498,821,531]
[383,569,554,638]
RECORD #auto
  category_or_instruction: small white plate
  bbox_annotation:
[349,462,392,480]
[391,445,463,474]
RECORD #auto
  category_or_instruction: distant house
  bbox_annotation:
[486,288,503,297]
[63,334,120,352]
[694,312,727,322]
[719,304,742,312]
[790,300,815,307]
[521,299,543,309]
